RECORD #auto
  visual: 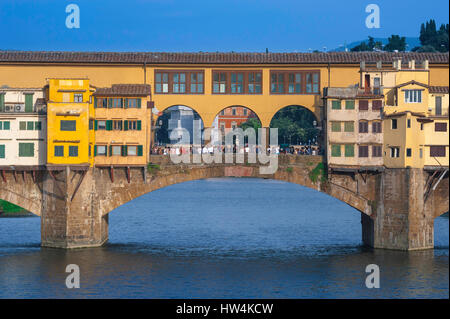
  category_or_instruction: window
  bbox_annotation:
[54,146,64,157]
[24,94,33,112]
[332,100,341,110]
[430,146,446,157]
[344,121,354,132]
[248,72,262,93]
[0,121,10,130]
[407,119,411,128]
[19,143,34,157]
[331,144,341,157]
[97,120,106,130]
[232,108,237,116]
[220,110,225,116]
[391,119,398,129]
[390,147,400,158]
[435,96,442,115]
[404,90,422,103]
[230,73,244,93]
[69,146,78,157]
[372,121,382,133]
[172,73,186,93]
[331,122,341,132]
[372,100,382,110]
[95,97,108,108]
[34,122,41,130]
[19,122,26,130]
[111,98,123,108]
[345,100,355,110]
[111,145,122,156]
[125,120,141,131]
[288,73,302,93]
[243,108,248,116]
[127,146,138,156]
[345,144,354,157]
[126,98,140,108]
[96,145,107,156]
[60,120,76,131]
[27,121,34,130]
[406,148,412,157]
[419,148,423,158]
[190,73,204,93]
[89,119,94,130]
[372,145,382,157]
[359,121,368,133]
[358,145,369,157]
[306,73,319,93]
[155,72,169,93]
[435,122,447,132]
[0,145,5,159]
[359,100,369,111]
[112,120,122,130]
[271,73,284,93]
[74,94,83,102]
[213,72,227,93]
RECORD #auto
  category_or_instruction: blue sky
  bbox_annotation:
[0,0,448,52]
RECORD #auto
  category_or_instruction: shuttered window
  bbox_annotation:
[345,144,354,157]
[359,121,369,133]
[430,146,446,157]
[372,145,382,157]
[60,120,76,131]
[331,122,341,132]
[345,100,355,110]
[54,146,64,157]
[24,94,33,112]
[435,122,447,132]
[0,145,5,159]
[69,146,78,157]
[331,100,341,110]
[19,143,34,157]
[359,100,369,111]
[372,100,382,110]
[372,121,382,133]
[0,93,4,112]
[344,122,354,132]
[358,145,369,157]
[331,144,341,157]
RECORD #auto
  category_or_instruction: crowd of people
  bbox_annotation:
[151,144,321,156]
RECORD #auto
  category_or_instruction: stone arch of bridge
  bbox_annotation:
[0,188,41,216]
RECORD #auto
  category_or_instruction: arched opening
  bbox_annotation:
[210,105,262,148]
[270,105,321,155]
[152,105,204,154]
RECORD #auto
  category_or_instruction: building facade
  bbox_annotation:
[93,84,151,167]
[0,88,47,167]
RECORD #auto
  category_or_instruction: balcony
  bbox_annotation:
[357,87,383,97]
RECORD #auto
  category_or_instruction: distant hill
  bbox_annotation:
[331,37,421,52]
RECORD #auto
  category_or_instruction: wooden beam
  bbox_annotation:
[126,167,131,184]
[70,170,87,202]
[0,170,6,183]
[110,166,114,183]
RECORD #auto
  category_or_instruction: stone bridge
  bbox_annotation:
[0,155,448,250]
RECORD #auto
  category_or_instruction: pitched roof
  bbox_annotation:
[395,80,429,89]
[93,84,151,96]
[0,51,448,65]
[429,86,449,94]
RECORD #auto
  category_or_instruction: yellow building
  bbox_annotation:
[92,84,151,167]
[46,78,94,166]
[365,59,450,169]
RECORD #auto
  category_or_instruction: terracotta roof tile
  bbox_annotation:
[93,84,151,96]
[429,86,449,94]
[0,51,448,64]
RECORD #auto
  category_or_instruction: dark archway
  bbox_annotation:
[269,105,321,154]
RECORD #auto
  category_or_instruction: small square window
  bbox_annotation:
[69,146,78,157]
[54,146,64,157]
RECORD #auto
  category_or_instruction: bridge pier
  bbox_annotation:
[41,167,108,249]
[361,168,436,250]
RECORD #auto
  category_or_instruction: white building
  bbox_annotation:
[167,105,203,144]
[0,87,47,167]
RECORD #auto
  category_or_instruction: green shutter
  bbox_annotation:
[94,145,97,156]
[25,94,33,112]
[35,122,42,130]
[345,100,355,110]
[137,99,141,108]
[106,120,112,131]
[331,144,341,157]
[331,122,341,132]
[344,122,354,132]
[0,93,4,112]
[94,120,98,130]
[137,120,142,131]
[345,144,354,157]
[124,98,128,109]
[122,145,127,156]
[332,100,341,110]
[19,122,26,130]
[19,143,34,157]
[137,145,143,156]
[123,120,128,131]
[0,122,2,130]
[27,121,34,130]
[3,121,10,130]
[108,98,112,108]
[0,145,5,159]
[94,97,98,108]
[109,145,112,156]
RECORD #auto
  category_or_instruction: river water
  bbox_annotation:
[0,178,448,298]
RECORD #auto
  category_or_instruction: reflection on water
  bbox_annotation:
[0,178,448,298]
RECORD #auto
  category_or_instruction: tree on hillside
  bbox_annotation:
[384,35,407,52]
[351,36,383,52]
[416,19,449,52]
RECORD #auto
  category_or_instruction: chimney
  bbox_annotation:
[376,61,382,69]
[409,60,415,69]
[360,61,366,70]
[423,60,429,70]
[393,58,402,70]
